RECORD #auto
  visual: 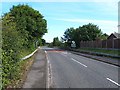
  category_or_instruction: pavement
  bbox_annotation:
[43,47,120,88]
[22,49,47,88]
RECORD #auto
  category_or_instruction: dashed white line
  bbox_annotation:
[45,50,47,54]
[45,51,49,63]
[61,52,68,55]
[71,58,87,67]
[107,78,120,87]
[60,53,67,57]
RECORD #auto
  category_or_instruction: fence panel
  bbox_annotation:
[107,39,113,48]
[80,38,120,49]
[102,40,107,48]
[114,38,120,49]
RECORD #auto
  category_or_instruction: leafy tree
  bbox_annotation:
[41,39,46,45]
[9,4,47,48]
[62,23,103,48]
[80,23,102,41]
[63,28,75,47]
[99,33,108,40]
[52,37,61,46]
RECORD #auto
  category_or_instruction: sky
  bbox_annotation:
[1,0,119,42]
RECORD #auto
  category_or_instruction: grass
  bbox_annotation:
[20,47,36,58]
[78,48,120,56]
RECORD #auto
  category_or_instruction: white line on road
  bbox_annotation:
[45,50,53,88]
[60,53,67,57]
[71,58,87,67]
[62,52,68,55]
[45,50,47,54]
[45,51,50,88]
[45,51,49,61]
[107,78,120,87]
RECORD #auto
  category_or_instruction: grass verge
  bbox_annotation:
[20,48,36,59]
[78,48,120,56]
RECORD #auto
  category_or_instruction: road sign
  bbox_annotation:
[71,41,76,48]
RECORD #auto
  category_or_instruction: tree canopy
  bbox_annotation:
[52,37,61,46]
[62,23,108,48]
[9,4,47,46]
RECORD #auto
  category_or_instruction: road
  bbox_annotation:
[42,47,119,88]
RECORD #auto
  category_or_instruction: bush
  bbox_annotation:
[2,4,47,89]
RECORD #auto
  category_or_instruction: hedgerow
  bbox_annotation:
[1,4,47,89]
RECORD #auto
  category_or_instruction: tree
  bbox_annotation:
[63,27,75,47]
[62,23,103,48]
[9,4,47,48]
[79,23,102,41]
[52,37,61,46]
[99,33,109,40]
[41,39,46,45]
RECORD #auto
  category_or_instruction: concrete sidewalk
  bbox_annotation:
[22,49,47,88]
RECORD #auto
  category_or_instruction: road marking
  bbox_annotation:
[45,50,50,88]
[60,52,68,57]
[45,51,49,62]
[61,52,68,55]
[107,78,120,87]
[62,54,67,57]
[45,50,47,54]
[45,50,53,88]
[71,58,87,67]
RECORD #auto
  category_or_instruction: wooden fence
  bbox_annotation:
[80,38,120,49]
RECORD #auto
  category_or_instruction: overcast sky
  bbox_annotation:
[1,0,119,42]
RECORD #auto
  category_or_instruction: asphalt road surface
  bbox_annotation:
[42,47,119,88]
